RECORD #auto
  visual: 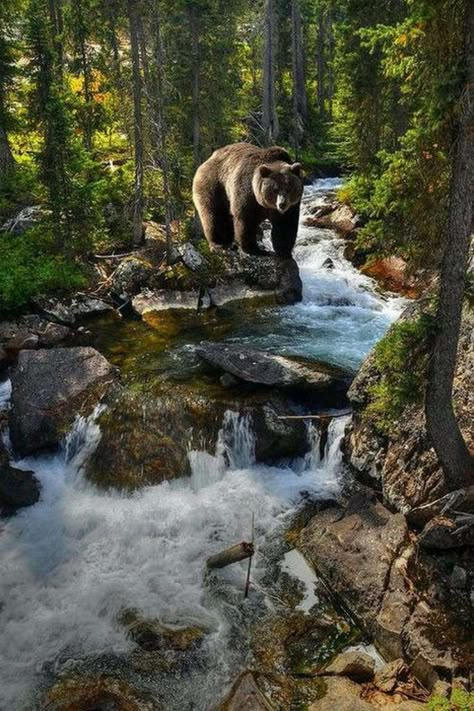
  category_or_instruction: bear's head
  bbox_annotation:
[254,162,304,214]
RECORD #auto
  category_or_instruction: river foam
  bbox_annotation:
[0,409,347,709]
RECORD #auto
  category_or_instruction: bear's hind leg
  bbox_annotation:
[195,202,234,250]
[233,215,267,256]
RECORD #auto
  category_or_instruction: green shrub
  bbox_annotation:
[427,689,474,711]
[366,313,435,433]
[0,227,86,316]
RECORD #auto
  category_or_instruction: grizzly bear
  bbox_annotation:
[192,143,304,258]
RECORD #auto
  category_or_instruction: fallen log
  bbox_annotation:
[207,541,254,570]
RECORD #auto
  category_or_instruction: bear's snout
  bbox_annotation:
[276,195,289,213]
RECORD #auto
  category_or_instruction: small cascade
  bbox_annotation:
[0,378,12,411]
[63,405,105,468]
[304,422,323,470]
[189,411,256,491]
[220,411,256,470]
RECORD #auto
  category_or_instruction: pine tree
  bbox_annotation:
[0,1,16,176]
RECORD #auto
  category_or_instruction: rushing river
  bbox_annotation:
[0,179,404,710]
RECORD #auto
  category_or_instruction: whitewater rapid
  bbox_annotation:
[0,178,405,709]
[0,406,346,709]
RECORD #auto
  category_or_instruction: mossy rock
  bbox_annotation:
[44,675,161,711]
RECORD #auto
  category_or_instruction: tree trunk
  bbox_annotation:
[147,0,173,264]
[189,4,200,170]
[127,0,144,246]
[327,2,335,121]
[75,0,93,150]
[48,0,64,75]
[262,0,279,144]
[0,124,14,176]
[317,7,325,119]
[425,1,474,489]
[291,0,306,158]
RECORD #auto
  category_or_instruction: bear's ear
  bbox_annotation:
[289,162,303,177]
[258,164,273,179]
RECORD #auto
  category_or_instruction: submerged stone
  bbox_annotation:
[44,675,161,710]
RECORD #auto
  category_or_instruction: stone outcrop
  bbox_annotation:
[297,490,474,690]
[9,347,118,456]
[131,249,303,315]
[345,305,474,512]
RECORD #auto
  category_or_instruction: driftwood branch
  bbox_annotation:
[93,251,136,260]
[206,541,254,570]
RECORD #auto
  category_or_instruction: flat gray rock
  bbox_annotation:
[196,342,350,390]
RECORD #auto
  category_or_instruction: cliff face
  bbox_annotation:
[345,305,474,513]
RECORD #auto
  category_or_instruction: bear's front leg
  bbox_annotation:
[270,204,300,258]
[233,215,267,256]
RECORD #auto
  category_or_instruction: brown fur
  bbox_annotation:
[192,143,304,257]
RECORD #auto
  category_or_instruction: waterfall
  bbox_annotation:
[189,410,256,491]
[219,411,256,470]
[0,378,11,411]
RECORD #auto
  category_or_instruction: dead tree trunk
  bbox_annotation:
[291,0,307,158]
[127,0,144,246]
[424,0,474,489]
[262,0,279,144]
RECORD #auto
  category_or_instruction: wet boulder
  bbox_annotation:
[219,671,274,711]
[196,343,350,392]
[0,439,40,515]
[9,347,118,456]
[85,388,222,490]
[323,651,375,682]
[304,204,358,238]
[252,401,309,461]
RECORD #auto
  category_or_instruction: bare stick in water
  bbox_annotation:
[244,512,255,599]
